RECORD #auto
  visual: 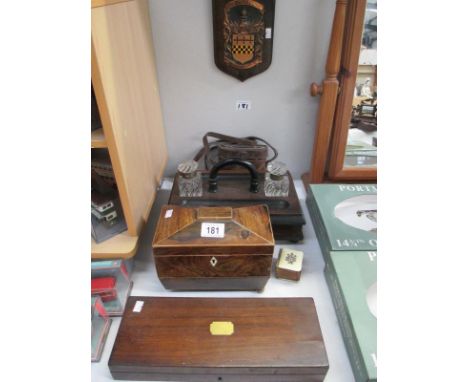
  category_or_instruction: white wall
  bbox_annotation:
[148,0,335,177]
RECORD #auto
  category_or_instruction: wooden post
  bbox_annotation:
[306,0,348,184]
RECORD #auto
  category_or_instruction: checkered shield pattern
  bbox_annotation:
[232,33,254,64]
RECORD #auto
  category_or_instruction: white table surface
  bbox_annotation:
[92,180,355,382]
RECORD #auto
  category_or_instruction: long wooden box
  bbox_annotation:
[109,297,329,381]
[152,205,275,291]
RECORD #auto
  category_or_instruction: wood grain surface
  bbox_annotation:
[169,172,302,217]
[212,0,276,82]
[158,276,270,292]
[92,0,133,8]
[92,0,168,236]
[276,268,301,281]
[109,297,329,381]
[152,205,275,291]
[152,205,274,255]
[168,171,305,242]
[156,254,272,278]
[327,0,377,181]
[306,0,349,184]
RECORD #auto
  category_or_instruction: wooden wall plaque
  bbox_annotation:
[213,0,276,81]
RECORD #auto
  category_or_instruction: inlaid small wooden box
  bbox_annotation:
[276,248,304,281]
[108,296,329,381]
[152,205,275,291]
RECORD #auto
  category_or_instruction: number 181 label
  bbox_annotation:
[201,222,225,238]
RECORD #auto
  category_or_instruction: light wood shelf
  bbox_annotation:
[91,128,107,148]
[92,231,139,259]
[91,0,167,259]
[92,0,133,8]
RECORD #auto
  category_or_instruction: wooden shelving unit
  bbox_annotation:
[91,232,139,259]
[91,0,167,260]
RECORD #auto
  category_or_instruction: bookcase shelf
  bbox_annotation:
[92,230,138,259]
[91,0,167,259]
[91,128,107,148]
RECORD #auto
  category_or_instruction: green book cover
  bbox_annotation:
[325,250,377,382]
[307,184,377,251]
[306,195,333,264]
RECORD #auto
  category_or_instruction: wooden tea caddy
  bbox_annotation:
[109,296,329,382]
[168,159,305,242]
[152,204,275,291]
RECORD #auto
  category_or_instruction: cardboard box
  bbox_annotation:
[325,251,377,382]
[306,184,377,264]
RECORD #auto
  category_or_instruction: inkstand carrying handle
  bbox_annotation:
[208,159,259,193]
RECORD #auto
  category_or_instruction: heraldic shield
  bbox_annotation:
[213,0,276,81]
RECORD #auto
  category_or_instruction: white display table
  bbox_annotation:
[91,180,355,382]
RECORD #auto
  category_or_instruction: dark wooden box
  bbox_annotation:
[109,297,329,382]
[152,205,275,291]
[168,171,305,243]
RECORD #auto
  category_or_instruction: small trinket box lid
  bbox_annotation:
[277,248,303,271]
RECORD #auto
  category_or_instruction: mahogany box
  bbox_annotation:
[108,296,329,381]
[152,205,274,291]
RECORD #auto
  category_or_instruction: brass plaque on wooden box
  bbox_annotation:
[109,297,329,381]
[213,0,276,81]
[210,321,234,336]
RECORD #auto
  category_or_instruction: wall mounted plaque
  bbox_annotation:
[213,0,275,81]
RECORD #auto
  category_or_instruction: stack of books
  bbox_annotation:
[307,184,377,382]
